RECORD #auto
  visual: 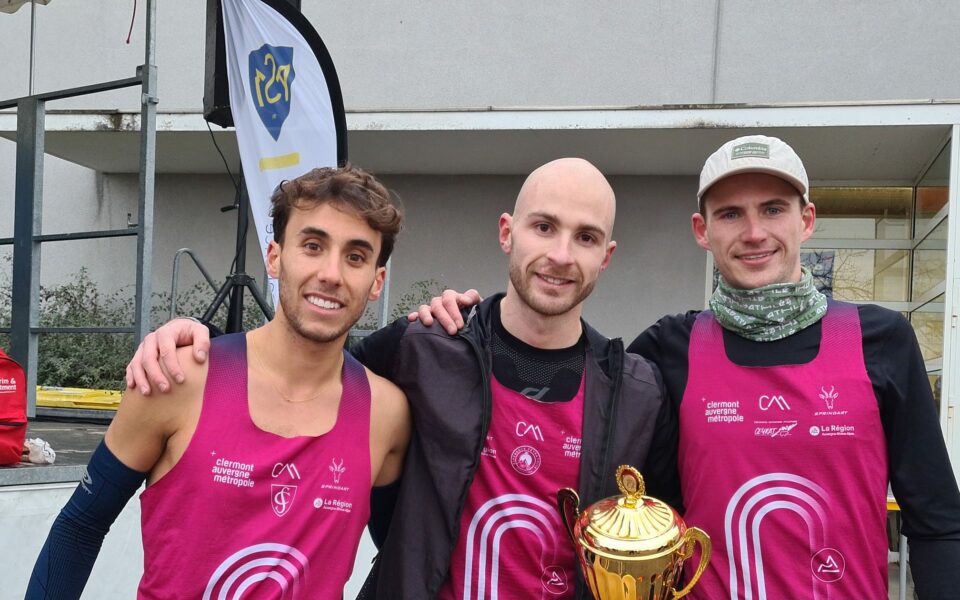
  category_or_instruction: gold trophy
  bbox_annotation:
[557,465,710,600]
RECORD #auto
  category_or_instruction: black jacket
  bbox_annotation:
[354,294,680,599]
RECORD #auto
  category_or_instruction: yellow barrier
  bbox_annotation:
[35,386,122,411]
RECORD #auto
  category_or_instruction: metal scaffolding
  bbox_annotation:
[0,0,158,418]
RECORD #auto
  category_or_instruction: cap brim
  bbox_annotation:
[698,165,809,205]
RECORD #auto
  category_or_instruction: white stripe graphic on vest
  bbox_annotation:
[724,473,829,600]
[203,543,308,599]
[462,494,560,600]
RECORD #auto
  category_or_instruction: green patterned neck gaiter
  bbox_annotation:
[709,267,828,342]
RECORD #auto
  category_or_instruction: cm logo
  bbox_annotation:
[516,421,545,441]
[759,394,790,411]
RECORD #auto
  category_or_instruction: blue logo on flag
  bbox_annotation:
[248,44,296,141]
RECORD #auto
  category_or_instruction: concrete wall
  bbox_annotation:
[377,173,706,338]
[2,482,144,599]
[0,0,954,334]
[2,1,959,111]
[0,159,705,337]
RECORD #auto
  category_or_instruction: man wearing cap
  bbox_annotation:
[624,134,960,599]
[408,135,960,598]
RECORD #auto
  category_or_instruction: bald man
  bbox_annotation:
[125,158,680,600]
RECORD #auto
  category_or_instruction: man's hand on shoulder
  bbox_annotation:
[406,288,481,335]
[125,318,211,395]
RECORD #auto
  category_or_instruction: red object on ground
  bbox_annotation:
[0,347,26,465]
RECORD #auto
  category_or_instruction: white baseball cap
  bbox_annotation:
[697,135,809,207]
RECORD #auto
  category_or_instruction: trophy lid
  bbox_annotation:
[580,465,684,556]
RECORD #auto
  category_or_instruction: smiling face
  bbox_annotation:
[268,201,385,344]
[500,158,617,318]
[692,172,816,290]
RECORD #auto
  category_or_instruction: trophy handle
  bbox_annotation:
[556,488,581,543]
[671,527,712,599]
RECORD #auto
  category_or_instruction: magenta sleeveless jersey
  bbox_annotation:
[138,333,372,599]
[679,303,888,599]
[438,375,585,600]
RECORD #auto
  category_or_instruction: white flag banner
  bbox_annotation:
[222,0,347,304]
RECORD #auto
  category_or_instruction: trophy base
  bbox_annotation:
[581,551,685,600]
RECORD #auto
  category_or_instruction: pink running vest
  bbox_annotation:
[438,375,584,600]
[679,303,888,599]
[138,333,371,600]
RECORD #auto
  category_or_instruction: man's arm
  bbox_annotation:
[27,350,197,599]
[872,311,960,598]
[25,441,146,600]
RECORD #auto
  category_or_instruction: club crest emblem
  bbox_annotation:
[248,44,296,141]
[510,445,542,476]
[271,483,298,517]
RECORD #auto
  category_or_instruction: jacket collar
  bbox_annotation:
[466,292,616,374]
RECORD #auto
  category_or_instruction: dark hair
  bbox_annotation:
[270,165,403,267]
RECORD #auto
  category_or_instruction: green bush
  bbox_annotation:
[0,268,267,390]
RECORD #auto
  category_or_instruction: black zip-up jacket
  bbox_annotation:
[353,294,681,599]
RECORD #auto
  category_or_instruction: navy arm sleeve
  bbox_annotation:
[25,441,147,600]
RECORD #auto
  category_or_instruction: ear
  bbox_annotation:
[498,213,513,254]
[367,265,386,301]
[800,202,816,242]
[599,240,617,272]
[266,240,282,278]
[691,212,711,251]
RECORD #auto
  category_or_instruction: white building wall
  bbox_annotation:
[0,143,705,336]
[377,173,706,337]
[3,2,960,111]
